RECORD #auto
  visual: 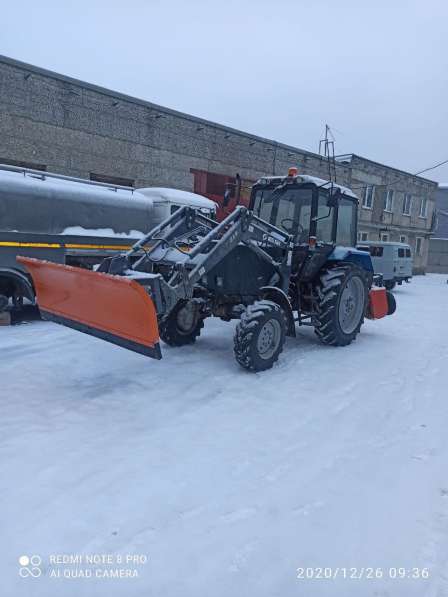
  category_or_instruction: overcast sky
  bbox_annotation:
[1,0,447,182]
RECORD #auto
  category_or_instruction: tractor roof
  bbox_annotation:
[255,174,358,200]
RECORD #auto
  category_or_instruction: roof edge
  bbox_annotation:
[336,153,437,186]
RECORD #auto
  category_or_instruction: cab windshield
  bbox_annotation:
[252,187,312,242]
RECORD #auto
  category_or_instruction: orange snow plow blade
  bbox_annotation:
[17,257,161,359]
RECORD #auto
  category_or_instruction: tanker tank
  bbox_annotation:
[0,166,153,237]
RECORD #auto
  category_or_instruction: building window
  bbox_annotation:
[402,193,412,215]
[362,186,375,209]
[415,237,423,256]
[400,235,407,243]
[419,197,428,218]
[0,157,47,171]
[90,172,134,187]
[384,189,394,212]
[381,233,389,242]
[357,231,369,242]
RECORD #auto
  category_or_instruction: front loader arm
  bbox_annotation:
[159,207,292,293]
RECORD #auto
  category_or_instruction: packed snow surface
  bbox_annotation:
[1,275,447,597]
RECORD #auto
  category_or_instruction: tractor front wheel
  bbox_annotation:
[234,300,287,372]
[159,300,204,346]
[314,264,368,346]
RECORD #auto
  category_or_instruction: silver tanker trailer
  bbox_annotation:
[0,163,215,322]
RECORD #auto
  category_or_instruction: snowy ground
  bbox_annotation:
[1,275,447,597]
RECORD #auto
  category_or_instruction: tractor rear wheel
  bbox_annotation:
[314,264,368,346]
[159,300,204,347]
[234,300,287,372]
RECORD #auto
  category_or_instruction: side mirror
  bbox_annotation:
[223,186,231,207]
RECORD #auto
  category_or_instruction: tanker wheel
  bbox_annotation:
[159,300,204,347]
[234,300,287,372]
[314,264,368,347]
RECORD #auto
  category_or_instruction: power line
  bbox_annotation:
[414,158,448,176]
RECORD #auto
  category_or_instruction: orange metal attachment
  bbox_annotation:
[18,257,161,359]
[288,167,298,177]
[366,287,388,319]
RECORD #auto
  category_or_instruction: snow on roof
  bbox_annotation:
[298,175,358,199]
[257,174,358,199]
[137,187,216,209]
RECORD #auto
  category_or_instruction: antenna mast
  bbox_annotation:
[319,124,337,183]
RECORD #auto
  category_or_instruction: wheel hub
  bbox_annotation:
[176,302,197,333]
[257,319,281,360]
[338,277,365,334]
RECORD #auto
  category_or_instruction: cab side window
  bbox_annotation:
[336,198,356,246]
[316,193,334,242]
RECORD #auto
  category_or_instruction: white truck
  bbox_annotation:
[357,241,413,290]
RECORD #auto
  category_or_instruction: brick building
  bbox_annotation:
[0,54,437,272]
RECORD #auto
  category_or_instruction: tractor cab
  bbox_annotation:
[250,169,358,246]
[250,169,361,281]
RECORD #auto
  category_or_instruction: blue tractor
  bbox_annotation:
[20,169,395,371]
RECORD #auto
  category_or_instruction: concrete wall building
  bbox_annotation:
[0,54,437,272]
[428,185,448,273]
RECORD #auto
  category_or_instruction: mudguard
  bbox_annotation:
[327,246,374,273]
[17,257,162,359]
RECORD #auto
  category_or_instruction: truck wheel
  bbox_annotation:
[159,300,204,346]
[384,280,396,291]
[314,265,368,346]
[234,300,286,372]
